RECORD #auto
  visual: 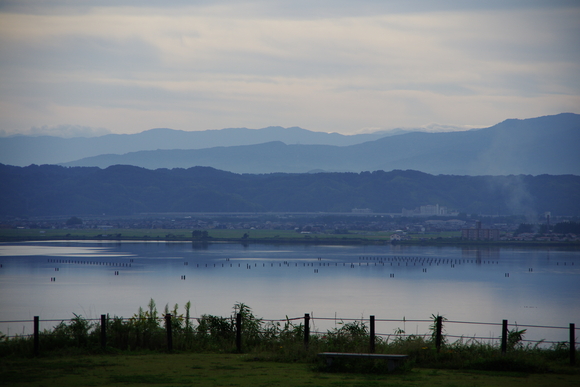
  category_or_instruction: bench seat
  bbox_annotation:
[317,352,409,371]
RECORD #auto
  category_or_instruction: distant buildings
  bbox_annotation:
[462,221,499,241]
[390,233,403,242]
[402,204,457,217]
[424,219,466,230]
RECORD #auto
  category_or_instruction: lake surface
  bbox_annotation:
[1,241,578,344]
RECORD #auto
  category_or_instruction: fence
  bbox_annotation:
[1,313,577,365]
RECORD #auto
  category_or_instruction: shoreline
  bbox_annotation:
[1,234,579,248]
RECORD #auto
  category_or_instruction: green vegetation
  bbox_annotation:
[4,227,578,247]
[0,228,197,241]
[0,228,402,243]
[1,301,578,383]
[554,221,580,234]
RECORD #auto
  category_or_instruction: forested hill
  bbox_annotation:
[1,164,579,217]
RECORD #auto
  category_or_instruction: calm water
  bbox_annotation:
[1,241,578,343]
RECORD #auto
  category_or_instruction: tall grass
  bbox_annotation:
[0,301,576,374]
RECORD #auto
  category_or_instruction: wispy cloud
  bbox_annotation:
[29,124,111,138]
[0,1,579,136]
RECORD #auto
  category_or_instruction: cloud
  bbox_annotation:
[0,124,111,138]
[0,1,579,135]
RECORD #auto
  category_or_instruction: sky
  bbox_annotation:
[0,0,579,137]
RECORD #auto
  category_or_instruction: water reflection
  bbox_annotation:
[0,241,578,343]
[461,246,500,263]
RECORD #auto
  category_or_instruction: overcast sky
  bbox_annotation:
[1,0,579,137]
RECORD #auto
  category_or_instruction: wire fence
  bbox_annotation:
[2,314,577,346]
[1,312,577,367]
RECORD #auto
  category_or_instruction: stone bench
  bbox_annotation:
[317,352,409,371]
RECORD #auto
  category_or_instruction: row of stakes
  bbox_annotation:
[37,255,567,281]
[42,256,578,266]
[47,259,132,267]
[44,258,129,281]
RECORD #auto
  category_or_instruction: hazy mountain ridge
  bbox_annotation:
[1,164,579,217]
[60,113,580,175]
[0,125,408,166]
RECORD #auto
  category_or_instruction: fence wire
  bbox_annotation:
[1,315,577,344]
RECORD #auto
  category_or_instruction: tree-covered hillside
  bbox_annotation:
[1,164,578,217]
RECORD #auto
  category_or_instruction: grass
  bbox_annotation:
[4,227,578,247]
[0,227,461,243]
[0,228,194,240]
[0,227,385,241]
[1,352,579,387]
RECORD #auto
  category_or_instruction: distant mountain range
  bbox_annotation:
[0,125,415,166]
[1,113,579,175]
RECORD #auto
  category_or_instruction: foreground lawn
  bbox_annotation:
[1,353,578,387]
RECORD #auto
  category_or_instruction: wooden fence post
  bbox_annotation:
[236,313,242,352]
[304,313,310,350]
[370,315,375,353]
[33,316,39,356]
[501,320,508,355]
[435,316,442,353]
[571,323,576,366]
[165,314,173,352]
[100,314,106,349]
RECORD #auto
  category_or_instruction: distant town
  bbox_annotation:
[2,205,579,243]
